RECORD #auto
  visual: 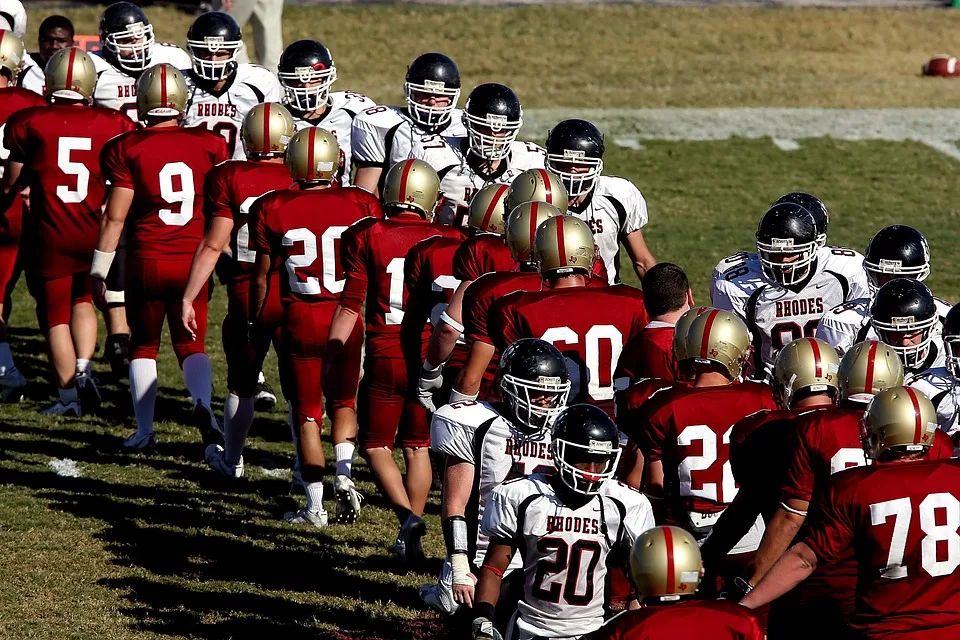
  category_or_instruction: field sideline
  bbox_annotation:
[4,5,960,640]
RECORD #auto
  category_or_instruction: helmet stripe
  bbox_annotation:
[809,338,822,378]
[555,216,567,267]
[306,127,316,181]
[662,526,676,594]
[65,47,76,91]
[262,102,271,152]
[537,169,553,204]
[700,309,720,358]
[480,184,509,230]
[905,386,923,444]
[399,159,413,204]
[864,341,878,394]
[527,202,539,257]
[159,64,167,107]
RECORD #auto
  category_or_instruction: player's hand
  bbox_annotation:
[417,362,444,412]
[471,618,503,640]
[92,278,108,308]
[452,574,477,608]
[181,300,198,341]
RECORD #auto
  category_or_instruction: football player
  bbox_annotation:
[277,39,374,185]
[0,30,43,401]
[419,338,568,616]
[545,119,655,283]
[3,48,135,415]
[249,127,380,525]
[94,63,229,449]
[869,278,945,382]
[182,11,281,160]
[490,216,648,417]
[473,405,655,640]
[323,159,462,557]
[19,15,73,95]
[817,225,949,356]
[592,526,764,639]
[741,387,960,638]
[351,52,463,196]
[180,103,296,477]
[912,305,960,437]
[711,199,868,379]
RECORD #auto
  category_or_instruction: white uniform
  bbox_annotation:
[817,296,949,355]
[482,474,655,639]
[351,104,464,171]
[89,44,192,121]
[431,400,555,568]
[183,64,282,160]
[568,176,648,285]
[19,52,43,95]
[291,91,375,187]
[711,247,868,379]
[910,367,960,437]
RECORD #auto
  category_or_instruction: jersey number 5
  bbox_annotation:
[56,136,92,204]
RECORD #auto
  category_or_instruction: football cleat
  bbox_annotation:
[333,474,364,524]
[391,513,427,565]
[0,366,26,403]
[283,508,328,528]
[76,374,101,413]
[193,402,224,447]
[419,558,460,615]
[123,431,157,451]
[42,399,81,417]
[254,371,277,412]
[205,444,243,478]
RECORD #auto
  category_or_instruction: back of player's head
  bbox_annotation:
[862,386,937,461]
[44,47,97,104]
[837,341,904,408]
[772,337,839,409]
[504,200,561,269]
[504,168,568,215]
[672,306,710,379]
[466,183,510,234]
[242,103,295,159]
[533,215,595,281]
[39,15,74,38]
[381,159,439,219]
[135,63,187,122]
[285,127,339,186]
[680,308,752,381]
[630,526,702,603]
[0,29,24,81]
[641,263,690,318]
[498,338,571,435]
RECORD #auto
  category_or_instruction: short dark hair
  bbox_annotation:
[641,262,689,317]
[39,15,75,38]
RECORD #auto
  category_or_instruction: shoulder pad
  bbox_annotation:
[433,400,500,428]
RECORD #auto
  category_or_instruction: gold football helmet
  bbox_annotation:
[285,127,340,184]
[672,306,711,366]
[862,386,938,459]
[0,30,25,79]
[772,337,840,409]
[135,63,188,120]
[381,159,440,219]
[504,201,562,266]
[504,168,569,214]
[467,183,511,234]
[533,215,596,279]
[44,47,97,103]
[838,340,904,406]
[242,102,296,158]
[681,309,752,380]
[630,526,702,602]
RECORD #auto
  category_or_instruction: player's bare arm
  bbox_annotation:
[473,541,514,639]
[323,300,361,380]
[443,456,478,607]
[182,217,233,340]
[700,486,765,567]
[746,498,808,585]
[248,253,272,332]
[453,339,496,401]
[741,541,819,609]
[91,186,135,303]
[425,279,469,368]
[352,165,381,197]
[622,228,657,279]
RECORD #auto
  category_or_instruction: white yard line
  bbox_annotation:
[47,458,81,478]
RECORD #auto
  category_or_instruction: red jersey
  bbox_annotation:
[616,377,681,439]
[616,322,677,382]
[202,159,292,283]
[249,186,380,306]
[0,88,45,242]
[594,600,765,640]
[400,231,468,367]
[338,215,462,359]
[6,104,135,276]
[804,458,960,638]
[491,284,648,416]
[637,382,777,516]
[100,126,229,261]
[452,232,514,281]
[782,407,868,505]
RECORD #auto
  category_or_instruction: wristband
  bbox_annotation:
[451,553,473,587]
[734,576,755,595]
[90,250,116,280]
[422,360,443,379]
[440,310,464,334]
[442,515,470,556]
[449,389,479,404]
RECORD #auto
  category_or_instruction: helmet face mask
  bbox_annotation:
[773,192,829,249]
[545,119,606,198]
[404,52,461,131]
[550,404,621,495]
[187,13,242,82]
[498,339,571,434]
[99,3,155,74]
[756,203,819,287]
[870,279,938,370]
[278,40,336,113]
[945,306,960,379]
[463,83,522,161]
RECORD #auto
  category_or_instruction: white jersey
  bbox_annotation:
[183,64,282,160]
[711,247,868,379]
[350,103,465,173]
[816,296,950,356]
[19,52,44,95]
[569,176,649,285]
[482,474,655,639]
[290,91,375,187]
[90,44,192,121]
[910,367,960,437]
[431,400,555,568]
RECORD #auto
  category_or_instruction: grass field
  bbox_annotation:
[6,4,960,639]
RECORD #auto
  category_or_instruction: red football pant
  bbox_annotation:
[126,258,207,363]
[281,300,363,426]
[224,274,284,395]
[0,193,23,305]
[33,271,94,330]
[358,357,430,449]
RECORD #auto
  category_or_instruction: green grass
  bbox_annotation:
[7,4,960,639]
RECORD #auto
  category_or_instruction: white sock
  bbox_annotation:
[76,358,92,377]
[59,385,78,404]
[181,353,212,408]
[304,481,324,513]
[223,393,255,465]
[335,443,356,477]
[129,358,158,436]
[0,342,15,372]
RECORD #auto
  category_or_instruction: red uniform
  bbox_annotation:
[491,284,648,417]
[452,232,514,282]
[616,322,677,382]
[0,88,45,304]
[6,104,135,329]
[249,187,380,424]
[100,126,229,361]
[593,600,765,640]
[338,215,462,448]
[203,159,292,391]
[803,458,960,638]
[616,378,682,437]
